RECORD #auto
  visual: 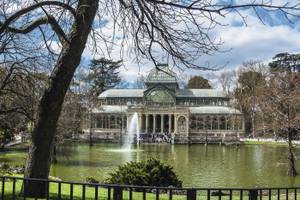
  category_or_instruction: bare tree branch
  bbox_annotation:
[0,1,76,33]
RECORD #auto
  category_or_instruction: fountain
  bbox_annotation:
[123,112,140,149]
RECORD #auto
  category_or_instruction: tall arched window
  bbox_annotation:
[116,116,121,129]
[178,116,186,132]
[190,115,197,130]
[212,117,218,130]
[197,117,204,130]
[205,116,211,130]
[226,117,231,130]
[110,116,115,129]
[220,116,226,130]
[103,115,107,128]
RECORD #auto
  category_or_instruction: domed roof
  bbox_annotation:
[145,64,178,84]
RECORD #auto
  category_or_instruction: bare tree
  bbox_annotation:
[1,0,300,197]
[235,61,267,137]
[258,72,300,176]
[219,70,236,94]
[0,60,46,133]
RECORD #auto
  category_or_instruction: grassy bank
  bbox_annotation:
[3,143,29,152]
[1,179,300,200]
[242,140,288,146]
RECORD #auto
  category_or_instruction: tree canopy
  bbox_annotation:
[86,58,122,97]
[269,53,300,72]
[186,76,212,89]
[235,61,266,137]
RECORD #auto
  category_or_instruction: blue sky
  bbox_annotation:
[80,1,300,88]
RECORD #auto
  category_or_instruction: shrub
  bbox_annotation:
[106,158,182,187]
[86,177,99,184]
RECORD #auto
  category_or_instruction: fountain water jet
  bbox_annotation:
[123,112,140,149]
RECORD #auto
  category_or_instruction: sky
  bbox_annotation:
[81,1,300,89]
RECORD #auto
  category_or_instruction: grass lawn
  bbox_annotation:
[1,177,299,200]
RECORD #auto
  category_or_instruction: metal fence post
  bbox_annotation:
[113,186,123,200]
[249,189,258,200]
[187,189,197,200]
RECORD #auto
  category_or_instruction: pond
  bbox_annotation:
[1,143,300,187]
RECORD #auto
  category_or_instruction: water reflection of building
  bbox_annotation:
[87,64,244,144]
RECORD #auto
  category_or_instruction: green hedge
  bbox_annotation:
[106,158,182,187]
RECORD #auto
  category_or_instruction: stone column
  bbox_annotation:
[232,116,235,130]
[161,114,164,133]
[153,114,156,133]
[145,114,149,133]
[168,114,172,133]
[126,114,130,132]
[121,115,123,130]
[108,115,111,129]
[174,115,178,134]
[138,114,142,133]
[186,116,189,137]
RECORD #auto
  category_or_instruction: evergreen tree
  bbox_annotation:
[187,76,212,89]
[269,53,300,72]
[87,58,122,97]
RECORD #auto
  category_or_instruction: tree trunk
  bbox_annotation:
[251,113,255,138]
[89,112,93,146]
[52,143,58,164]
[22,0,99,198]
[287,129,298,177]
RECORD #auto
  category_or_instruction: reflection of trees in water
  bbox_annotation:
[53,143,79,164]
[4,144,300,186]
[55,160,113,168]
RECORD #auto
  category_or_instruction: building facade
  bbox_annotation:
[88,64,244,144]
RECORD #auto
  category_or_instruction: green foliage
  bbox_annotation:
[106,158,182,187]
[87,58,122,97]
[0,123,14,147]
[186,76,212,89]
[269,52,300,72]
[234,67,265,136]
[237,71,264,91]
[85,177,99,184]
[0,163,24,176]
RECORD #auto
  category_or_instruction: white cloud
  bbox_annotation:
[80,3,300,87]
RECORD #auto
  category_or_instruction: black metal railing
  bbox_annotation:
[0,176,299,200]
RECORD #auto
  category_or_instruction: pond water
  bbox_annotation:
[1,143,300,187]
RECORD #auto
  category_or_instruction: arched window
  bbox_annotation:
[226,117,232,130]
[178,116,186,132]
[123,116,127,129]
[102,115,107,128]
[190,115,197,130]
[212,117,218,130]
[205,116,211,130]
[110,116,116,129]
[197,117,204,130]
[235,116,243,130]
[116,116,121,129]
[220,116,226,130]
[96,116,102,128]
[145,88,175,106]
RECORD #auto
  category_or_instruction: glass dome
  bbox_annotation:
[145,64,178,84]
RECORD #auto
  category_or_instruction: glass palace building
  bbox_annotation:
[89,64,244,144]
